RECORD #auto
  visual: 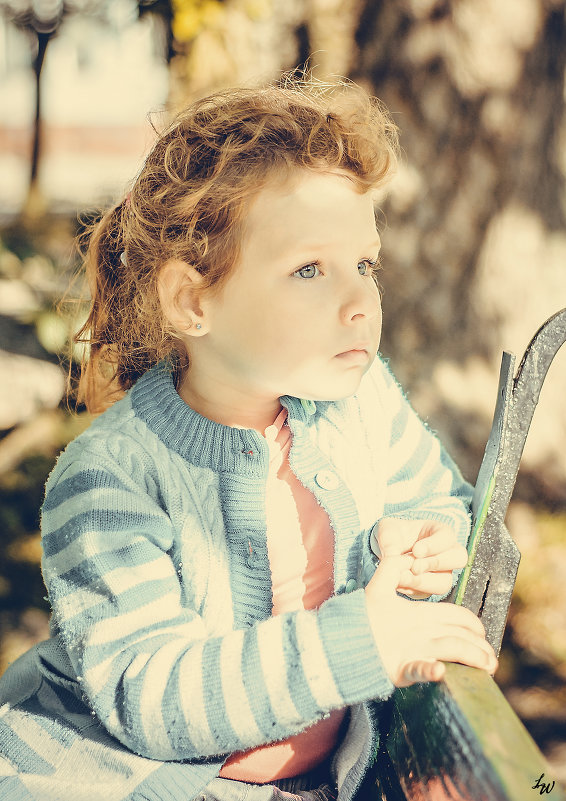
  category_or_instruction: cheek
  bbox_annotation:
[228,306,288,357]
[373,287,383,324]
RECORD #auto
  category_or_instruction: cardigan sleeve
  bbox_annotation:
[375,359,473,551]
[41,450,394,763]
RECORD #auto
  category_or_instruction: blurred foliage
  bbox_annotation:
[0,454,52,612]
[0,449,52,675]
[172,0,225,42]
[0,223,85,365]
[506,506,566,677]
[0,225,91,664]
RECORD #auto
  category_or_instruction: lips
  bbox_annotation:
[335,344,370,358]
[334,346,371,363]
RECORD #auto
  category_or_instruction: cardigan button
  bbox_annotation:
[315,469,340,490]
[300,398,316,415]
[345,578,358,593]
[369,524,382,559]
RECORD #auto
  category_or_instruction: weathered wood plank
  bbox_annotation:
[371,663,565,801]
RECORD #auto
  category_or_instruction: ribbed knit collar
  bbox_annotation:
[130,363,316,474]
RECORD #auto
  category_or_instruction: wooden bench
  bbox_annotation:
[371,663,564,800]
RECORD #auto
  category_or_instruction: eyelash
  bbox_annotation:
[293,258,381,280]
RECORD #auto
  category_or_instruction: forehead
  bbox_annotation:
[242,169,378,254]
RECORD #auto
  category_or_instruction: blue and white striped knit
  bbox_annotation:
[0,355,472,801]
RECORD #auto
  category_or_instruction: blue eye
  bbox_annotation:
[358,259,379,276]
[294,263,321,279]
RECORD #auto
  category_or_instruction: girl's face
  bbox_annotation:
[183,169,383,427]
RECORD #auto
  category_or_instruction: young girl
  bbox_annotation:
[0,78,496,801]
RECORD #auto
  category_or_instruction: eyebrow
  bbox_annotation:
[289,237,382,256]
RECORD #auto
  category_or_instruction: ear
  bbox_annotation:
[157,259,208,336]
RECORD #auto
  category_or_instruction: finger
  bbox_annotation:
[416,600,488,637]
[369,554,414,597]
[412,526,459,559]
[398,587,433,600]
[376,518,423,557]
[428,634,498,673]
[398,570,454,597]
[411,545,468,576]
[427,621,497,661]
[399,659,445,686]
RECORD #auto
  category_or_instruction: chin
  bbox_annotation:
[290,358,374,403]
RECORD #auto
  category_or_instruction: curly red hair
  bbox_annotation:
[75,76,398,412]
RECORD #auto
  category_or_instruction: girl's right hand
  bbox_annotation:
[364,555,498,687]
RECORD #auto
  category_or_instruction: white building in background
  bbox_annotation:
[0,0,169,217]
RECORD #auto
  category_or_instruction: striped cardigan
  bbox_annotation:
[0,356,472,801]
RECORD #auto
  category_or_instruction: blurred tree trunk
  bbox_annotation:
[348,1,566,489]
[30,31,50,190]
[1,0,107,227]
[350,2,566,376]
[24,29,52,224]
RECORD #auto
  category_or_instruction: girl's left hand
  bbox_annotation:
[371,518,469,599]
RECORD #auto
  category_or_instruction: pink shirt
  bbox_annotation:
[220,408,346,782]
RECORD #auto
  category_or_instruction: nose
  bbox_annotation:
[339,275,382,325]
